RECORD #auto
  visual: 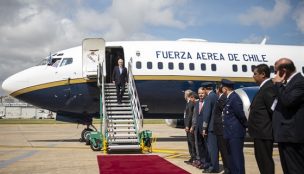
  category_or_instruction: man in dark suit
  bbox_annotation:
[248,64,276,174]
[183,90,196,164]
[221,79,247,174]
[191,87,209,169]
[213,85,230,174]
[272,58,304,174]
[201,82,219,173]
[112,58,128,104]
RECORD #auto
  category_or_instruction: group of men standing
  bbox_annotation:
[184,58,304,174]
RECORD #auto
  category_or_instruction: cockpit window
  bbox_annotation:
[59,58,73,67]
[37,59,48,66]
[51,58,62,67]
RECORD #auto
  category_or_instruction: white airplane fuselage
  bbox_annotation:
[2,39,304,124]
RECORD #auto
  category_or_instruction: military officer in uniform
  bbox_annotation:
[221,79,247,174]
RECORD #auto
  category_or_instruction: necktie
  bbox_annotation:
[199,101,203,114]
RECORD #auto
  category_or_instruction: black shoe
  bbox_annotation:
[184,159,193,165]
[223,168,230,174]
[202,168,220,173]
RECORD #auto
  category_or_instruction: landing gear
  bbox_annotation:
[80,124,97,145]
[81,128,93,145]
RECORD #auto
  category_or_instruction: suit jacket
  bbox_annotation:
[202,91,218,132]
[272,73,304,143]
[192,99,205,133]
[223,91,247,139]
[112,66,128,85]
[248,79,276,140]
[184,101,195,128]
[213,94,227,135]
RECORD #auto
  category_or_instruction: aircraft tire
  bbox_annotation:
[81,128,93,143]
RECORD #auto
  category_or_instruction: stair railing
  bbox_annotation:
[128,58,143,138]
[98,61,108,147]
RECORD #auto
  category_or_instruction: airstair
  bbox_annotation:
[99,60,149,152]
[104,82,140,150]
[84,38,151,152]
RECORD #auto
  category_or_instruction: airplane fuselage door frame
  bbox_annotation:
[82,38,106,78]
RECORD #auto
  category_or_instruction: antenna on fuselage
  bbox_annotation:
[260,37,267,45]
[47,52,52,65]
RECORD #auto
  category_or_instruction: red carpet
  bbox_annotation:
[97,155,190,174]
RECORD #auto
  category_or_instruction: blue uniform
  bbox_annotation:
[223,91,247,174]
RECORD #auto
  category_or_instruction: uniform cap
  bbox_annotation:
[201,82,213,88]
[221,79,234,88]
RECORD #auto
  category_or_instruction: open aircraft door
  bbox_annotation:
[82,38,106,79]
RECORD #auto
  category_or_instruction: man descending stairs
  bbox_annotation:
[104,83,140,151]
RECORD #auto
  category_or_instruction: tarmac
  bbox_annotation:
[0,123,283,174]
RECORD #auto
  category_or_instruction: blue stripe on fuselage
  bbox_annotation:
[15,80,256,120]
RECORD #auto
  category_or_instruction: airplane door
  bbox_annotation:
[82,38,106,78]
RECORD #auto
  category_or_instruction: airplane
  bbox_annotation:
[2,38,304,142]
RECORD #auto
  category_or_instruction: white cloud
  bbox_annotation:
[0,0,188,95]
[238,0,290,28]
[293,2,304,33]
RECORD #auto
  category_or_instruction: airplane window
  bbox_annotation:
[201,63,206,71]
[49,58,62,67]
[52,59,61,67]
[60,58,73,67]
[179,63,184,70]
[147,62,152,69]
[270,66,275,73]
[302,67,304,74]
[158,62,163,69]
[136,61,142,69]
[242,65,247,72]
[232,64,238,72]
[37,58,48,66]
[211,64,216,71]
[189,63,195,70]
[168,62,174,70]
[251,65,256,72]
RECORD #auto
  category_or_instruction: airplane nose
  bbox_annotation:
[2,70,29,95]
[2,76,15,94]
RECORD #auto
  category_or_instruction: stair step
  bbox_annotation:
[107,107,132,111]
[108,138,138,143]
[108,124,135,128]
[108,128,136,132]
[105,91,129,95]
[108,115,133,119]
[108,134,137,138]
[106,103,131,107]
[105,99,130,103]
[108,145,140,150]
[109,119,134,123]
[105,96,130,99]
[107,111,133,115]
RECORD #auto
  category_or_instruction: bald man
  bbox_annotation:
[272,58,304,174]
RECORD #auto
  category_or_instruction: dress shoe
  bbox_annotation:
[184,159,193,165]
[202,168,220,173]
[223,168,230,174]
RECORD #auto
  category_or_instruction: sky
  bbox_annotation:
[0,0,304,96]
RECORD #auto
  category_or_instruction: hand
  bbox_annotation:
[185,127,189,132]
[273,70,286,83]
[190,127,194,133]
[201,130,207,137]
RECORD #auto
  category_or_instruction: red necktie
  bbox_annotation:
[199,101,203,114]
